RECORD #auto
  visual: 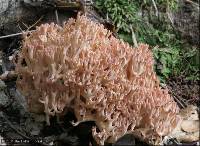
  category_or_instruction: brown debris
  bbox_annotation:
[167,77,199,104]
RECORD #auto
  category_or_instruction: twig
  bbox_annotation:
[151,0,159,16]
[55,9,60,25]
[16,24,24,34]
[0,32,25,39]
[20,16,43,31]
[27,16,43,30]
[170,89,188,108]
[22,22,29,29]
[0,30,35,39]
[166,0,176,29]
[167,10,174,28]
[106,13,109,21]
[130,25,138,47]
[173,95,186,108]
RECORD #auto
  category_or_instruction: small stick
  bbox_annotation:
[55,9,60,25]
[18,23,24,32]
[151,0,159,16]
[0,32,24,39]
[20,16,43,31]
[22,22,29,29]
[167,11,174,27]
[0,30,35,39]
[172,95,186,108]
[27,16,43,30]
[0,16,42,40]
[168,84,187,108]
[130,25,138,47]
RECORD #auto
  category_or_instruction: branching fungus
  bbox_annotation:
[15,15,181,145]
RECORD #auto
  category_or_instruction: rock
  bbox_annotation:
[166,105,200,143]
[177,131,199,143]
[113,134,135,146]
[0,91,9,108]
[181,120,199,133]
[179,105,199,120]
[0,0,9,13]
[9,88,28,114]
[0,80,6,90]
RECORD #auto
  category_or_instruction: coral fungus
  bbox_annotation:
[15,15,181,145]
